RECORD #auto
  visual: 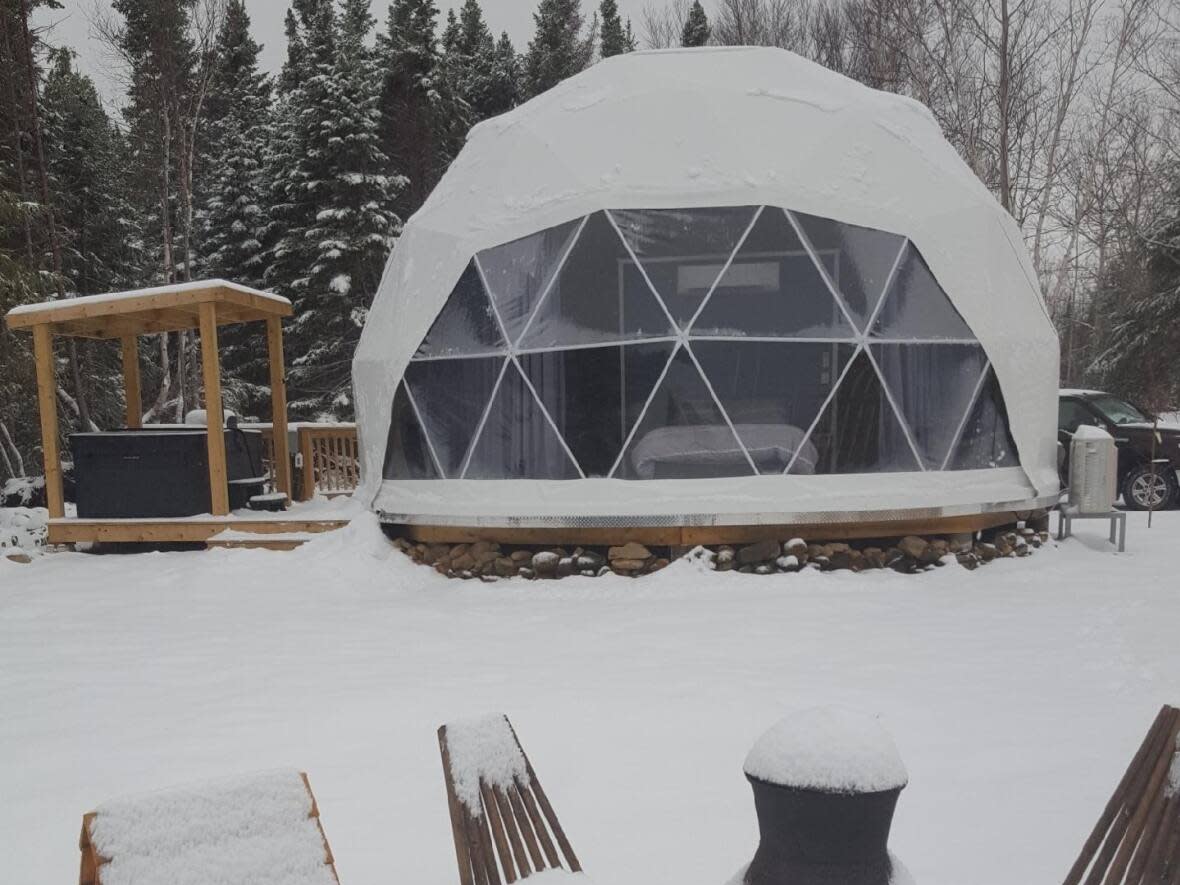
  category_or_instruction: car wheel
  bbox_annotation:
[1121,464,1179,511]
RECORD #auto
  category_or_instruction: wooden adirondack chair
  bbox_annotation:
[438,714,582,885]
[79,770,339,885]
[1063,704,1180,885]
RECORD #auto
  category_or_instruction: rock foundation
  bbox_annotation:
[391,523,1050,580]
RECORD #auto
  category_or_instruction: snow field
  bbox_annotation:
[2,510,1178,884]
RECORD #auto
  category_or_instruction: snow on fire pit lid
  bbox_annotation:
[743,707,908,793]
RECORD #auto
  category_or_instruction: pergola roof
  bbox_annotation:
[4,279,292,339]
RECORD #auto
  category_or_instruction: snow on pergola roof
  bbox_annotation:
[5,279,291,339]
[354,46,1061,519]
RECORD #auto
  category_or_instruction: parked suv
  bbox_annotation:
[1058,389,1180,510]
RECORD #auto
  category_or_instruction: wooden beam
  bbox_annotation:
[56,307,206,340]
[31,324,64,518]
[120,336,142,428]
[299,426,316,502]
[266,317,292,498]
[47,518,348,545]
[205,538,308,551]
[400,511,1023,547]
[6,282,291,331]
[199,302,230,516]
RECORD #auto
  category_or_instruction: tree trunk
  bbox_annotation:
[997,0,1011,214]
[153,91,178,420]
[0,11,34,260]
[17,0,95,432]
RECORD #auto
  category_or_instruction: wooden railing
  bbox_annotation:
[297,425,359,500]
[249,422,359,501]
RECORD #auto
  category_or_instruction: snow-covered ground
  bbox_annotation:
[2,510,1178,885]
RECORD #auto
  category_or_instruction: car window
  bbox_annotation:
[1058,399,1097,432]
[1088,395,1147,425]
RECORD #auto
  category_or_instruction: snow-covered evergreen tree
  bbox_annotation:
[263,2,330,305]
[39,51,141,432]
[490,32,523,114]
[42,51,142,297]
[194,1,274,415]
[598,0,634,58]
[262,0,405,418]
[199,1,271,289]
[1098,179,1180,408]
[681,1,711,47]
[378,0,466,219]
[441,7,461,53]
[524,0,591,98]
[443,0,519,123]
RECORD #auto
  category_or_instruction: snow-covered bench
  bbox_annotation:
[438,714,582,884]
[78,769,339,885]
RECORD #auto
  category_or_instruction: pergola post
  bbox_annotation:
[198,302,230,516]
[31,323,64,518]
[120,336,142,429]
[266,316,292,498]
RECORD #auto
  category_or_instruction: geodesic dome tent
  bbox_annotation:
[354,47,1060,532]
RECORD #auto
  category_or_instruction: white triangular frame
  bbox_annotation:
[396,205,1014,482]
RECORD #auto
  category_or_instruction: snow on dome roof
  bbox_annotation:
[353,46,1061,514]
[743,707,908,793]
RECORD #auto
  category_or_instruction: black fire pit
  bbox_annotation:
[742,708,909,885]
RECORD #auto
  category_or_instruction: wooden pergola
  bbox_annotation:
[4,280,294,521]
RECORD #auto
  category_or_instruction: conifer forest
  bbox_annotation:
[1,0,1178,479]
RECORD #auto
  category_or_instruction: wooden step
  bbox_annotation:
[206,536,309,551]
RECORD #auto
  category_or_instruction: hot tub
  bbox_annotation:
[70,428,266,518]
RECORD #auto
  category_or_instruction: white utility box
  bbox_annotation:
[1069,425,1118,514]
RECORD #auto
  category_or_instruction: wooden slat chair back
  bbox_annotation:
[439,714,582,885]
[79,769,339,885]
[1064,704,1180,885]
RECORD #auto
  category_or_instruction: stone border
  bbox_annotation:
[390,523,1049,581]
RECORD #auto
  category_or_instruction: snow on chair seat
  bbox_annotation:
[1063,704,1180,885]
[439,714,581,885]
[78,769,339,885]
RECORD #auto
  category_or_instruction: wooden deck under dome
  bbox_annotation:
[392,509,1047,547]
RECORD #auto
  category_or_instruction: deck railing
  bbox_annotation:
[298,425,359,499]
[249,422,359,501]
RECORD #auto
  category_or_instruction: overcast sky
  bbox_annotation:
[34,0,663,108]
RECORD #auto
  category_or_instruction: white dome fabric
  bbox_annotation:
[354,46,1059,525]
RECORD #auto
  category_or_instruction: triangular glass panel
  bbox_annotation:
[948,368,1020,469]
[476,218,582,345]
[382,382,441,480]
[791,348,920,474]
[404,356,505,477]
[413,260,507,359]
[516,211,675,350]
[870,243,974,340]
[519,341,675,478]
[610,206,759,328]
[614,347,754,479]
[464,361,581,479]
[791,210,906,332]
[690,207,856,338]
[872,343,988,469]
[694,340,857,473]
